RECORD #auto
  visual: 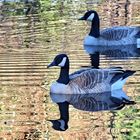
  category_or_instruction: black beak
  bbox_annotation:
[78,16,85,20]
[47,61,56,68]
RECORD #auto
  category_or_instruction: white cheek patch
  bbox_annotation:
[58,57,67,67]
[87,13,95,22]
[58,120,65,130]
[137,38,140,48]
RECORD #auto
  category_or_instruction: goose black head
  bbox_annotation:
[49,119,68,131]
[78,10,99,22]
[47,54,69,68]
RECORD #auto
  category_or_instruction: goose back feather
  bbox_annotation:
[101,26,139,40]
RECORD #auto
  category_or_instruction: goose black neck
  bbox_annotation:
[57,66,69,85]
[89,16,100,38]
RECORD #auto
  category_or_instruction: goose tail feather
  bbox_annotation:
[122,98,136,105]
[121,70,136,80]
[135,29,140,38]
[111,70,136,89]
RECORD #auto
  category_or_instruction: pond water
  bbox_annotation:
[0,0,140,139]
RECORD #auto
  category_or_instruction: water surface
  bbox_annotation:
[0,0,140,139]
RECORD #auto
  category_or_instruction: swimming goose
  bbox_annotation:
[79,10,140,68]
[43,54,135,131]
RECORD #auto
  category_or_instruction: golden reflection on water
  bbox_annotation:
[0,0,140,139]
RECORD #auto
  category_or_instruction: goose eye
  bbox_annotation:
[56,57,62,64]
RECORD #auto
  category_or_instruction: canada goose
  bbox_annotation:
[43,54,135,131]
[79,10,140,68]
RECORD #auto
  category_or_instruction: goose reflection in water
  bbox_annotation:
[42,54,136,131]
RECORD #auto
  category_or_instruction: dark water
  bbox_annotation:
[0,0,140,139]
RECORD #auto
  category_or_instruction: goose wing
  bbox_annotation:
[68,68,124,94]
[67,68,134,112]
[101,26,140,41]
[69,68,91,79]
